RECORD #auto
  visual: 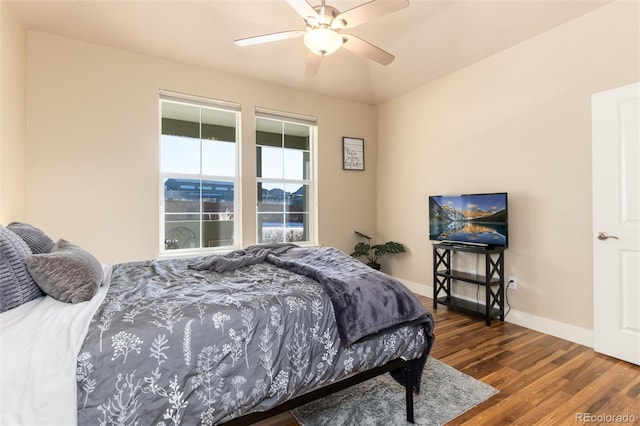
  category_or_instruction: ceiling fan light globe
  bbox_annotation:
[303,28,342,56]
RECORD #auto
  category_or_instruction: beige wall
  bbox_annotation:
[0,2,27,224]
[377,1,639,332]
[25,32,377,264]
[9,1,638,337]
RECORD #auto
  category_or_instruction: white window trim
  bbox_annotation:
[159,92,241,256]
[255,108,318,245]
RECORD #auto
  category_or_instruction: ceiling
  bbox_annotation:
[6,0,610,105]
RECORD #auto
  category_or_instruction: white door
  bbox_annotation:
[592,81,640,365]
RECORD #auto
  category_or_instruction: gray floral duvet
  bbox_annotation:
[76,246,433,425]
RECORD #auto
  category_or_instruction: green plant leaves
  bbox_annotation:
[351,231,405,269]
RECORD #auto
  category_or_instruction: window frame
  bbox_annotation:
[159,92,241,255]
[255,108,318,246]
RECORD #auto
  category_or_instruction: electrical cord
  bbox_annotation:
[504,279,513,319]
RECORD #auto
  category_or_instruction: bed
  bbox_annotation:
[1,224,435,425]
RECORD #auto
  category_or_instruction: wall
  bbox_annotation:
[377,1,639,339]
[26,32,377,264]
[0,2,27,224]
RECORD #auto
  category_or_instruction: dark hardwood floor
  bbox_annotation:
[255,295,640,425]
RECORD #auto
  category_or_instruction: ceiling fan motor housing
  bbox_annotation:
[234,0,408,67]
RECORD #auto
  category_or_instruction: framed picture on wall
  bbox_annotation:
[343,137,365,171]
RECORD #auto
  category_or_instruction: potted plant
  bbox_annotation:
[350,230,406,270]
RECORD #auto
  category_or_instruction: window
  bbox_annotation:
[256,109,316,244]
[160,94,239,252]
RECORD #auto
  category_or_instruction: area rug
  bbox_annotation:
[292,358,498,426]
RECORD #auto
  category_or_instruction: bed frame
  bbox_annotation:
[222,357,415,425]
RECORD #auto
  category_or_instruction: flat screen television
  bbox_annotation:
[429,192,508,248]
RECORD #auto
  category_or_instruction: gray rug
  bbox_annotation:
[292,358,498,426]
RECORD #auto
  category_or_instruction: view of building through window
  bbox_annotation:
[256,114,315,244]
[160,96,315,251]
[160,96,239,251]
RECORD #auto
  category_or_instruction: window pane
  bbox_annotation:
[285,184,308,242]
[164,221,199,250]
[201,180,234,206]
[258,183,285,212]
[283,148,305,180]
[285,213,308,242]
[201,108,237,142]
[257,146,283,179]
[161,97,239,252]
[256,118,283,148]
[164,178,200,213]
[284,122,309,150]
[162,102,200,138]
[164,176,200,250]
[257,213,285,244]
[161,102,201,174]
[202,140,235,176]
[285,184,309,213]
[161,135,200,174]
[202,180,234,247]
[164,177,236,249]
[255,112,314,245]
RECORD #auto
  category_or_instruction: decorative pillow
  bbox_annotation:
[27,239,103,304]
[7,222,55,254]
[0,225,44,313]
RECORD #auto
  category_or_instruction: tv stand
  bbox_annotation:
[432,243,505,326]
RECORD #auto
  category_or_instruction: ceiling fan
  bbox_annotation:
[234,0,409,75]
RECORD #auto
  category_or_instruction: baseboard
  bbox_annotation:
[504,309,593,348]
[399,279,431,299]
[397,278,594,349]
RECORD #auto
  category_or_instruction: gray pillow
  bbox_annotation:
[27,239,103,304]
[7,222,55,254]
[0,225,44,313]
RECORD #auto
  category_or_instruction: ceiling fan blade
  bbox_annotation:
[341,34,395,65]
[234,30,305,47]
[286,0,319,21]
[305,51,322,77]
[332,0,409,29]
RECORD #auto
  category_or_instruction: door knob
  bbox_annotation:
[597,232,619,240]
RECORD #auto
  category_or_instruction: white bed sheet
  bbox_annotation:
[0,265,112,426]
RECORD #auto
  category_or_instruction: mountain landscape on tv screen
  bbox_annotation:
[430,198,505,223]
[429,196,508,246]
